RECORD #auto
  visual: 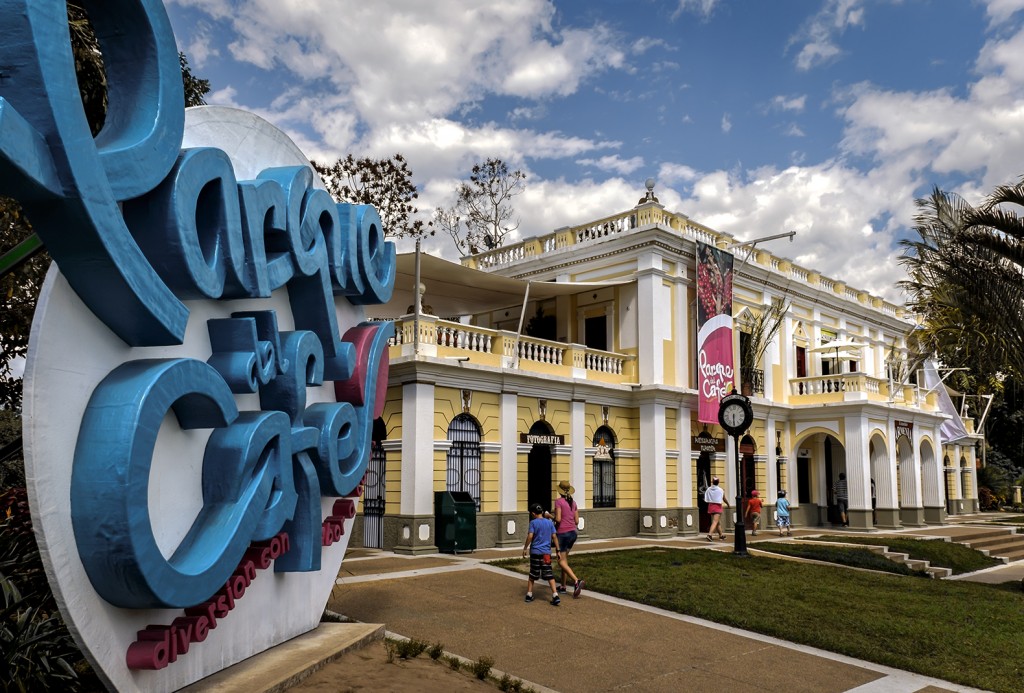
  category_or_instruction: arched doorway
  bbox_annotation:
[446,414,482,509]
[697,451,712,533]
[869,434,888,526]
[593,425,617,508]
[362,417,388,548]
[920,439,941,524]
[527,420,556,512]
[793,432,846,527]
[960,456,971,512]
[740,435,757,498]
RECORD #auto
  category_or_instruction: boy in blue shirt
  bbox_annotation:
[775,489,792,536]
[522,503,561,605]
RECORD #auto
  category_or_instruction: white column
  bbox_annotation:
[640,400,667,507]
[674,279,690,389]
[844,414,870,511]
[571,399,586,509]
[636,258,664,385]
[677,405,693,508]
[765,416,778,501]
[401,381,436,516]
[500,391,518,513]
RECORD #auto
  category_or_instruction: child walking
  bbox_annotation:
[522,503,561,605]
[745,489,763,536]
[775,489,792,536]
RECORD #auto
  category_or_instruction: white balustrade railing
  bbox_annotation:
[505,336,566,365]
[572,348,626,375]
[789,373,887,398]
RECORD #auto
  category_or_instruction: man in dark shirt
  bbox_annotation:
[833,472,849,527]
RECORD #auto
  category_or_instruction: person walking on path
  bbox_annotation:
[833,472,849,527]
[745,489,763,536]
[704,477,728,541]
[775,489,791,536]
[553,481,585,598]
[523,503,561,605]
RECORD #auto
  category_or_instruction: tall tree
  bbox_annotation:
[0,4,211,411]
[439,158,526,254]
[312,154,432,239]
[180,51,211,107]
[899,184,1024,383]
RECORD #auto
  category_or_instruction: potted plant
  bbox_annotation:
[738,299,789,396]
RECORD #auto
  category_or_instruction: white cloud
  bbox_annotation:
[721,113,732,133]
[576,155,645,176]
[769,94,807,112]
[984,0,1024,26]
[784,123,806,137]
[671,0,720,21]
[788,0,867,71]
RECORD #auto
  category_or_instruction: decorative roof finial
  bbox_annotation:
[638,177,659,205]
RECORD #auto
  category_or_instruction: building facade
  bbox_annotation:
[355,188,981,553]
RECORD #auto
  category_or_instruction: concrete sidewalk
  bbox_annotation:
[327,542,989,693]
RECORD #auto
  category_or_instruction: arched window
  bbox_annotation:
[446,414,482,510]
[593,426,617,508]
[362,417,388,549]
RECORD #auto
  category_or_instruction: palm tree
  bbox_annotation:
[899,183,1024,381]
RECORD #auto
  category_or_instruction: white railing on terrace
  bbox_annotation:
[790,373,886,397]
[464,205,905,318]
[387,316,631,378]
[576,214,636,243]
[573,347,627,375]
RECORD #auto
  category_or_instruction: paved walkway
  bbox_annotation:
[328,530,997,693]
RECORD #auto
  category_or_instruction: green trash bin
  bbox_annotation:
[435,491,477,553]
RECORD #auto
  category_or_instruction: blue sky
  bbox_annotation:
[166,0,1024,301]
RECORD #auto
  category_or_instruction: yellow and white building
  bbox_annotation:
[358,185,982,553]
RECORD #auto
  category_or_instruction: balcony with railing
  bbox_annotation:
[788,372,938,411]
[387,315,636,384]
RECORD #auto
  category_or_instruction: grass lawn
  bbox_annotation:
[754,541,927,576]
[803,535,1001,574]
[493,547,1024,693]
[986,515,1024,525]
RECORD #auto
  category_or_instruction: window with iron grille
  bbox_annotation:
[592,425,616,508]
[446,413,482,510]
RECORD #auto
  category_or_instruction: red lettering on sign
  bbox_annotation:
[127,531,294,670]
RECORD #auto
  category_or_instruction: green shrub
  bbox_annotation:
[445,654,462,670]
[427,641,444,660]
[394,637,428,659]
[498,673,523,692]
[1,488,99,692]
[471,655,494,680]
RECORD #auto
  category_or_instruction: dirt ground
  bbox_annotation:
[292,639,499,693]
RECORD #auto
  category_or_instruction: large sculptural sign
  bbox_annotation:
[0,1,394,691]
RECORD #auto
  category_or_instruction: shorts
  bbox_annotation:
[708,503,722,515]
[777,516,790,528]
[557,530,577,553]
[529,553,555,581]
[837,499,848,514]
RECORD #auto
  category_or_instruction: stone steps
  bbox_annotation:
[954,528,1024,563]
[811,541,951,578]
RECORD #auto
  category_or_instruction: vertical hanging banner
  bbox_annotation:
[696,241,735,423]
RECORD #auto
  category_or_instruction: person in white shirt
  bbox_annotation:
[703,477,728,541]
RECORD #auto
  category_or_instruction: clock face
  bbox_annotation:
[723,403,746,428]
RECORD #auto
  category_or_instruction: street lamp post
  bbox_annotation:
[718,393,754,557]
[731,431,747,556]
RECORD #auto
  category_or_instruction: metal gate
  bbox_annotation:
[362,441,386,548]
[446,414,481,510]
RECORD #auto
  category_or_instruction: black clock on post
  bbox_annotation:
[718,392,753,555]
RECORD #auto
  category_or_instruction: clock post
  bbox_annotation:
[718,392,754,556]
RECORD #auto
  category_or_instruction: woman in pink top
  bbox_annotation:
[553,481,584,598]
